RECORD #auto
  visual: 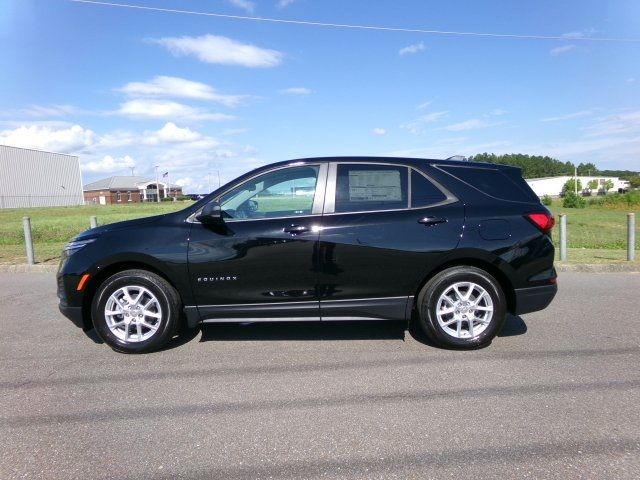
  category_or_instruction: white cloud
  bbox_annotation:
[489,108,508,116]
[372,128,386,136]
[151,34,283,68]
[278,87,311,95]
[19,105,83,118]
[0,124,95,153]
[586,110,640,136]
[442,119,502,132]
[227,0,255,13]
[627,77,636,84]
[401,111,449,134]
[561,28,595,39]
[277,0,296,8]
[399,42,426,56]
[541,110,594,122]
[146,123,202,144]
[550,44,575,56]
[0,121,261,189]
[83,155,135,173]
[118,76,247,107]
[419,111,448,123]
[417,100,432,110]
[174,177,193,188]
[114,100,234,122]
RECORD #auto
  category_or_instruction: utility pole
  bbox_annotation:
[155,165,160,203]
[130,166,135,176]
[217,170,221,188]
[574,167,578,195]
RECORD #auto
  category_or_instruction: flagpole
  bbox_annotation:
[155,165,160,203]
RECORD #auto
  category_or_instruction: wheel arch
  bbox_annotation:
[411,256,516,317]
[81,260,182,331]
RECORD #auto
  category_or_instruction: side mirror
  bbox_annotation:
[196,201,223,224]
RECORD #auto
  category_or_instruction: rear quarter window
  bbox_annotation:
[438,165,537,202]
[411,169,447,207]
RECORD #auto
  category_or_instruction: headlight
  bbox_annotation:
[64,238,96,254]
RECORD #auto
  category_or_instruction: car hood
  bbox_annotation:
[73,214,165,241]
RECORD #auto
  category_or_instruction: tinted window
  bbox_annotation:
[439,165,531,202]
[220,165,319,219]
[335,164,408,213]
[411,169,447,207]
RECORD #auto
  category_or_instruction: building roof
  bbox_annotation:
[0,143,79,158]
[83,176,181,191]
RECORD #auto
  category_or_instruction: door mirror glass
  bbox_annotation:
[196,200,223,223]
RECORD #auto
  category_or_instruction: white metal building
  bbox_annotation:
[0,145,84,209]
[526,175,630,197]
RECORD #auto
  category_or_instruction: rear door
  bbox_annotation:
[317,162,464,321]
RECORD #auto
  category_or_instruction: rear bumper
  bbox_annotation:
[514,284,557,315]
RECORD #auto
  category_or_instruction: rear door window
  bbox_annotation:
[335,164,408,213]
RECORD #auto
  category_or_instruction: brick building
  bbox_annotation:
[83,176,183,205]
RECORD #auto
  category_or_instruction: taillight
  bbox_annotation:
[526,212,555,233]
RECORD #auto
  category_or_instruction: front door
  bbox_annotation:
[317,162,464,321]
[188,163,327,321]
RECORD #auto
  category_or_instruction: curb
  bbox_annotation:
[555,263,640,273]
[0,264,59,273]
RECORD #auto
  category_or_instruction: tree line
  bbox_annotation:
[470,153,640,187]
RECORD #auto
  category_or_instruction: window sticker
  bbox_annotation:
[348,170,401,201]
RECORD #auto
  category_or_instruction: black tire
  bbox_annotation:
[417,266,507,349]
[91,269,181,353]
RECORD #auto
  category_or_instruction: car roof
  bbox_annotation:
[267,156,519,171]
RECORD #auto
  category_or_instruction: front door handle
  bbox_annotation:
[283,224,310,235]
[418,216,447,226]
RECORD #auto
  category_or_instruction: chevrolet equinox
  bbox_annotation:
[58,157,557,353]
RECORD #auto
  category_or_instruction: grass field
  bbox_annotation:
[0,199,637,264]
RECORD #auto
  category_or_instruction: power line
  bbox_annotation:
[69,0,640,43]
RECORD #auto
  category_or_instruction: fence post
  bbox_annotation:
[559,214,567,262]
[90,216,98,229]
[23,217,35,265]
[629,213,636,262]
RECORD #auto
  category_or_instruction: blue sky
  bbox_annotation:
[1,0,639,192]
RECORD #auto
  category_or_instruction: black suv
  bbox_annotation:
[58,157,557,353]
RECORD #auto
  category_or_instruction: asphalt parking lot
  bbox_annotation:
[1,271,639,479]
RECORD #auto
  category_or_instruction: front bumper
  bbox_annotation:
[514,284,558,315]
[57,250,93,330]
[58,303,85,329]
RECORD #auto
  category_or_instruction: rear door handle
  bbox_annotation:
[283,224,310,235]
[418,216,447,226]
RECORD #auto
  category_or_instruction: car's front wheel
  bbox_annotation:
[417,266,507,349]
[91,269,181,353]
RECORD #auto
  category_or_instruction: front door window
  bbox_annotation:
[219,165,320,220]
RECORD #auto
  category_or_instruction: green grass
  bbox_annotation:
[557,248,639,264]
[0,202,192,246]
[548,200,639,250]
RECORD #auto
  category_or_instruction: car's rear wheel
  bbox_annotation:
[91,269,181,353]
[417,266,507,349]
